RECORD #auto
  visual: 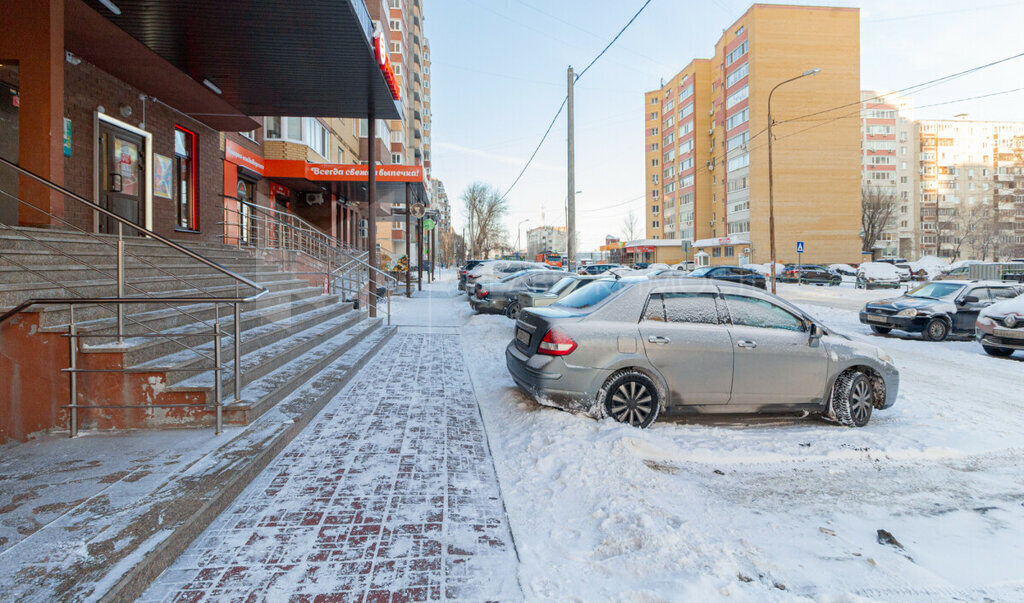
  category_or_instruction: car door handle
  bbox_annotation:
[737,340,757,349]
[647,335,671,344]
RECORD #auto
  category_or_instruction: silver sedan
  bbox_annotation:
[506,276,899,428]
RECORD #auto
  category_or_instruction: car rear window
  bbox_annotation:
[555,280,626,309]
[550,277,577,294]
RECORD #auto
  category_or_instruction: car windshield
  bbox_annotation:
[907,282,963,299]
[549,277,577,294]
[554,279,626,309]
[500,270,530,282]
[688,267,714,277]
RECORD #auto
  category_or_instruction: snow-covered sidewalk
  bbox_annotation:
[143,324,520,601]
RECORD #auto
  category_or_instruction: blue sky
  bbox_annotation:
[425,0,1024,251]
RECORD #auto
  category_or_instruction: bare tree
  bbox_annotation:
[862,185,897,254]
[966,201,995,261]
[621,209,641,241]
[937,201,991,261]
[462,182,509,259]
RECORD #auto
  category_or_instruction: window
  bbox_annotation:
[309,119,328,159]
[726,85,748,109]
[390,41,402,54]
[727,131,748,152]
[240,129,257,142]
[337,146,344,163]
[723,295,805,332]
[678,140,693,155]
[174,126,197,230]
[644,293,722,324]
[725,246,735,257]
[726,108,749,130]
[726,40,748,66]
[727,152,749,171]
[679,102,693,119]
[677,83,693,100]
[392,153,403,163]
[651,205,659,215]
[389,19,401,31]
[678,120,693,136]
[712,248,721,257]
[726,62,748,87]
[679,157,694,172]
[680,175,694,188]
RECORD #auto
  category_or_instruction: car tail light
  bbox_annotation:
[538,328,577,356]
[478,289,489,298]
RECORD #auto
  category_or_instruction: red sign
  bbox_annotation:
[264,159,425,183]
[373,32,401,101]
[269,182,290,199]
[225,140,265,175]
[626,246,655,253]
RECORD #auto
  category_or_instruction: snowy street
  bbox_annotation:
[142,272,1023,600]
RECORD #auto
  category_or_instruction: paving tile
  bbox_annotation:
[143,332,520,601]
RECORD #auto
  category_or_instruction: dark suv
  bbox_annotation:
[859,280,1022,341]
[686,265,766,289]
[778,264,841,286]
[459,260,488,291]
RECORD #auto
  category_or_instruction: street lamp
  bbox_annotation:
[768,67,819,294]
[516,218,530,259]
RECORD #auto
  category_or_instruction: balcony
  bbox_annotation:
[996,174,1015,182]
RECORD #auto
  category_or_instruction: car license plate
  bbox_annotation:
[994,328,1024,340]
[516,327,531,346]
[866,315,888,323]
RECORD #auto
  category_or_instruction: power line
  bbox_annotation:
[499,0,656,201]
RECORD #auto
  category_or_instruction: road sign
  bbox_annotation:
[423,218,436,231]
[410,202,425,218]
[796,241,804,253]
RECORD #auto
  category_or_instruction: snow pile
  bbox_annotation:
[980,290,1024,319]
[748,262,785,276]
[828,263,857,275]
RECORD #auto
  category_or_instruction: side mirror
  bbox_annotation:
[961,295,980,304]
[809,323,823,344]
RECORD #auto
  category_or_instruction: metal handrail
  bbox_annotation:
[0,157,270,436]
[238,198,362,256]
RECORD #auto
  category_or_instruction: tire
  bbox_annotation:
[983,345,1014,357]
[856,279,865,290]
[600,370,660,429]
[870,325,892,335]
[830,370,873,427]
[504,300,520,319]
[830,278,841,287]
[922,317,949,342]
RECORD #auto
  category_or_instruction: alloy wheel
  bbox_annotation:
[609,380,654,427]
[849,378,872,425]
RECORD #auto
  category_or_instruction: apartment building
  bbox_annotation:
[526,226,567,259]
[917,119,1024,260]
[860,91,918,259]
[644,4,862,265]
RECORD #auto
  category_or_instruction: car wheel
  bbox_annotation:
[830,278,841,286]
[830,370,873,427]
[856,279,864,289]
[870,325,892,335]
[922,317,949,342]
[600,370,660,429]
[982,345,1014,357]
[504,300,520,319]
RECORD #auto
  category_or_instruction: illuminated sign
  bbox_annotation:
[373,32,401,101]
[264,159,424,183]
[225,140,265,175]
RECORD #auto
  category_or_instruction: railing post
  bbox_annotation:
[327,255,332,295]
[233,301,242,403]
[214,305,223,435]
[387,290,391,326]
[69,305,78,438]
[117,222,124,344]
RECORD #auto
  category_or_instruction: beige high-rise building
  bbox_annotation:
[860,91,918,259]
[644,4,862,266]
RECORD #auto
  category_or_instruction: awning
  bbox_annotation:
[70,0,400,131]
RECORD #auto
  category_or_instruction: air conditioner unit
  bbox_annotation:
[709,127,715,136]
[306,193,324,206]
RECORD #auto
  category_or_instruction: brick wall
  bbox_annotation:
[63,58,225,244]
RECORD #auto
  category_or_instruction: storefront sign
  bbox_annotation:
[269,182,290,199]
[265,159,425,183]
[225,140,265,175]
[373,32,401,101]
[626,245,655,253]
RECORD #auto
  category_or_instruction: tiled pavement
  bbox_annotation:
[142,330,521,601]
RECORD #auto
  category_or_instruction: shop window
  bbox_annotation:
[174,126,197,230]
[712,247,722,257]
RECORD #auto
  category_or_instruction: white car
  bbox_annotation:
[856,262,902,289]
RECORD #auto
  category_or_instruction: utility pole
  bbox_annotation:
[405,182,411,298]
[566,65,576,272]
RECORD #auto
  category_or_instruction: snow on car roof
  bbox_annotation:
[858,262,901,278]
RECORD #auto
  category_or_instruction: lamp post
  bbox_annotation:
[768,67,819,294]
[516,218,530,259]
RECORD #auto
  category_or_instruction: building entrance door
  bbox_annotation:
[0,77,19,225]
[99,123,145,234]
[237,177,256,245]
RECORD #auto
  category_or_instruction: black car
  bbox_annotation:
[859,280,1022,341]
[686,265,766,289]
[778,264,841,286]
[459,259,487,291]
[632,262,651,270]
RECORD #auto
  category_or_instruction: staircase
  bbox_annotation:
[0,226,395,438]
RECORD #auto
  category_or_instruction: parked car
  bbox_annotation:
[458,259,488,291]
[470,269,566,315]
[686,265,766,289]
[672,261,696,273]
[506,276,898,428]
[578,263,620,276]
[466,260,548,293]
[515,275,600,318]
[876,259,913,281]
[975,291,1024,357]
[777,264,841,286]
[632,262,651,270]
[856,262,902,289]
[858,280,1022,341]
[828,263,858,277]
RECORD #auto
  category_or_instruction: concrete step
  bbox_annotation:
[0,247,255,268]
[30,278,313,328]
[0,260,281,285]
[0,270,296,306]
[0,228,254,257]
[81,293,349,366]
